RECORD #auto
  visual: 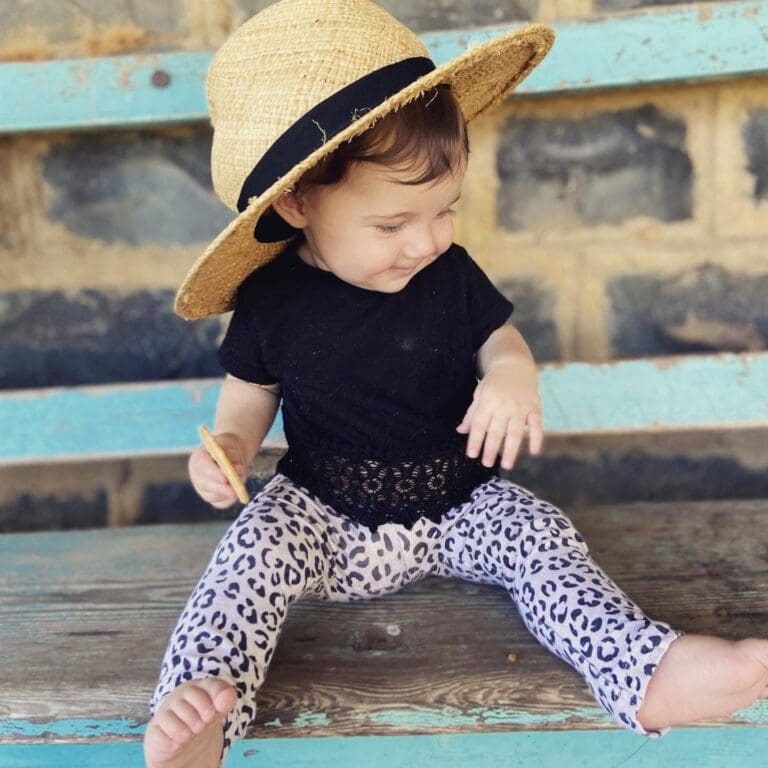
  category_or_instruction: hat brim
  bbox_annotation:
[175,23,555,320]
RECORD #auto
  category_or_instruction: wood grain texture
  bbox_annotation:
[1,499,766,743]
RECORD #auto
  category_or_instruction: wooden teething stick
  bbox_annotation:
[198,425,250,504]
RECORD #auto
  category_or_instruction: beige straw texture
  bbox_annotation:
[175,0,555,319]
[208,0,431,212]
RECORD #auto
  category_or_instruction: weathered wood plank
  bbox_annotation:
[427,0,768,95]
[0,379,286,465]
[0,1,766,134]
[1,352,766,465]
[1,499,766,743]
[537,351,768,434]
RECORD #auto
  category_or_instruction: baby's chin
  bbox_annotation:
[378,272,419,292]
[343,269,419,293]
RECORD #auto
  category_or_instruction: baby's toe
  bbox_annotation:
[158,709,194,745]
[146,719,181,756]
[181,685,218,724]
[192,677,238,717]
[174,699,207,734]
[213,684,238,715]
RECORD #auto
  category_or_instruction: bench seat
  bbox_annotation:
[1,498,766,766]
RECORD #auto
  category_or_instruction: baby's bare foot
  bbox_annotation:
[144,678,237,768]
[638,635,768,731]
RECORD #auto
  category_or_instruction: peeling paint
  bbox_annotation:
[358,704,610,729]
[0,716,144,739]
[290,712,330,729]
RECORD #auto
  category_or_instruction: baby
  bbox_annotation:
[143,2,768,767]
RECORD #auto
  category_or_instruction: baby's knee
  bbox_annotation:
[512,505,590,565]
[482,480,585,542]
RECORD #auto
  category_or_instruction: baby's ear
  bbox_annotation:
[271,188,308,228]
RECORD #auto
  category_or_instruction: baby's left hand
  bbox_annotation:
[456,359,543,470]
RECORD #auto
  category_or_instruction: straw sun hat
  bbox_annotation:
[175,0,555,320]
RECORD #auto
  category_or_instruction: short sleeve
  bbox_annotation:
[461,248,514,351]
[217,279,279,385]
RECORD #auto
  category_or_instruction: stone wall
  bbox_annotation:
[1,0,766,531]
[462,80,768,362]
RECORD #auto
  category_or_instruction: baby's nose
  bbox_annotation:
[404,230,437,260]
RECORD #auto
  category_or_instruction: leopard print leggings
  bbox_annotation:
[150,474,681,764]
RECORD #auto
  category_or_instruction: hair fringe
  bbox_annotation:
[296,84,469,191]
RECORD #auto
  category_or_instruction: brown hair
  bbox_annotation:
[296,84,469,191]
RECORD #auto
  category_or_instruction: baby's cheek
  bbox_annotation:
[437,221,455,253]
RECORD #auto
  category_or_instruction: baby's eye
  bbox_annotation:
[375,223,403,234]
[438,208,457,218]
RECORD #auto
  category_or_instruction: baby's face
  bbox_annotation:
[296,157,466,292]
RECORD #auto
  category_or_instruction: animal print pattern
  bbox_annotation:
[150,474,681,764]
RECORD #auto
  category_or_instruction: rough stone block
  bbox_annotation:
[0,289,222,389]
[743,107,768,202]
[42,129,232,247]
[136,481,234,524]
[0,0,187,59]
[0,0,185,33]
[496,278,560,361]
[508,449,768,508]
[497,104,693,231]
[0,490,107,533]
[608,264,768,357]
[235,0,537,30]
[136,474,272,525]
[713,83,768,238]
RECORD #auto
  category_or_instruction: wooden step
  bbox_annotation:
[1,498,765,750]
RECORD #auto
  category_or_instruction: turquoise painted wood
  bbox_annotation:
[537,351,768,434]
[1,352,766,464]
[426,0,768,94]
[3,727,768,768]
[0,51,212,133]
[1,1,766,133]
[0,379,285,464]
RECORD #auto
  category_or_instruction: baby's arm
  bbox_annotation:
[457,324,543,470]
[190,374,281,508]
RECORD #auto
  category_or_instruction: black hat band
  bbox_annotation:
[235,56,436,242]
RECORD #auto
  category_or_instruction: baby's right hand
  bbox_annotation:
[188,432,247,508]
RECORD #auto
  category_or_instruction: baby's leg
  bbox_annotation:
[436,477,766,733]
[145,477,336,768]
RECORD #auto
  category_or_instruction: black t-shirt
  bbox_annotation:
[219,239,514,529]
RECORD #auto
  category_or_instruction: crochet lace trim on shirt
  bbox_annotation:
[277,447,493,529]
